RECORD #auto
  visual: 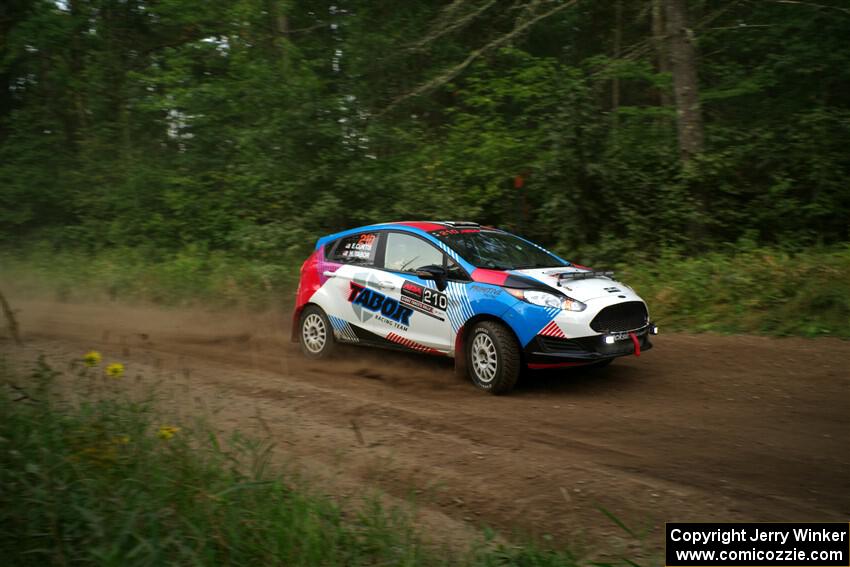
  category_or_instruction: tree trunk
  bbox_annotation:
[665,0,703,161]
[69,0,88,142]
[611,0,622,127]
[268,0,291,69]
[0,289,22,345]
[651,0,672,107]
[0,1,23,143]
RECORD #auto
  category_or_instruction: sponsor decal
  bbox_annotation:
[607,326,648,340]
[399,295,445,321]
[401,281,424,299]
[608,328,647,340]
[431,228,480,237]
[400,279,447,320]
[469,284,501,297]
[347,282,413,326]
[402,281,447,310]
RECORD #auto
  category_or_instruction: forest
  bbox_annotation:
[2,4,850,563]
[1,0,849,333]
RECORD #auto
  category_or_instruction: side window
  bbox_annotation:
[328,232,379,265]
[446,257,469,281]
[384,232,444,273]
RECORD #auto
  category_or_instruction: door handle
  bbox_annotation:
[323,270,352,280]
[378,281,397,291]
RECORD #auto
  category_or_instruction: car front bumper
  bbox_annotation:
[523,323,655,368]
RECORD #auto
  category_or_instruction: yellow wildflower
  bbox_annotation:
[83,351,102,367]
[105,363,125,378]
[157,426,180,440]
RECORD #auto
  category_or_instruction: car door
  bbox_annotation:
[377,231,454,352]
[320,230,388,342]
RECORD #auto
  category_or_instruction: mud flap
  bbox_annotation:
[453,325,467,377]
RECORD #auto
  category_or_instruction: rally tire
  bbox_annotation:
[299,305,336,359]
[466,321,521,394]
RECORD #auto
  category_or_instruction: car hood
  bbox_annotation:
[512,267,639,303]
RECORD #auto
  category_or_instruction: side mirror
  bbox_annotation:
[414,265,448,292]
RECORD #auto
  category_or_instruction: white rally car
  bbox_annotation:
[293,221,656,394]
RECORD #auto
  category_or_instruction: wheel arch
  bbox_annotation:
[455,313,525,374]
[291,301,322,343]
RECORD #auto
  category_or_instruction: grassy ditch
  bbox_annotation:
[0,353,596,566]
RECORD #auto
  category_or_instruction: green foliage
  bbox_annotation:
[616,245,850,338]
[4,244,849,339]
[0,356,587,566]
[0,0,848,337]
[2,0,848,256]
[0,244,299,308]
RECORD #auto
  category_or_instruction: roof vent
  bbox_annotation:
[440,221,480,228]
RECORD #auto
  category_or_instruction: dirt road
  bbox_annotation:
[2,299,848,557]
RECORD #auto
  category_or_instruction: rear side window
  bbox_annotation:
[328,232,380,265]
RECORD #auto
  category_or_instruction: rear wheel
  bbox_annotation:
[466,321,520,394]
[299,305,335,359]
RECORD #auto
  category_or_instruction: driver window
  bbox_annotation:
[446,257,468,280]
[384,233,444,273]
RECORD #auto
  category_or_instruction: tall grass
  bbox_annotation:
[3,242,848,337]
[617,245,850,337]
[0,355,591,566]
[0,243,297,308]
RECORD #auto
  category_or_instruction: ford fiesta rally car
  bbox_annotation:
[293,221,657,394]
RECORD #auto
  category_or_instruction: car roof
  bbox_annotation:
[314,221,500,249]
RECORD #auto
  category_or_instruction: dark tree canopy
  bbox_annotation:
[1,0,848,262]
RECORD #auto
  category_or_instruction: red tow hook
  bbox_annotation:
[629,332,641,357]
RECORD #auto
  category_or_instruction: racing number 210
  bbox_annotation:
[423,289,448,310]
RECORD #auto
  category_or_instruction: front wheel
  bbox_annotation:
[299,305,336,359]
[466,321,521,394]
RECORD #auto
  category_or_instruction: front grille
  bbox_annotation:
[590,301,648,332]
[538,336,586,354]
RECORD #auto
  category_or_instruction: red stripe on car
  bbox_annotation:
[539,320,566,338]
[395,221,446,232]
[386,332,442,355]
[470,268,509,285]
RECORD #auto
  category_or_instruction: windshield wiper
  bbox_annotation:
[514,263,555,269]
[399,255,420,272]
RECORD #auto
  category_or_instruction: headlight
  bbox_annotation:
[507,289,587,312]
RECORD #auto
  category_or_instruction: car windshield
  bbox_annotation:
[435,230,567,270]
